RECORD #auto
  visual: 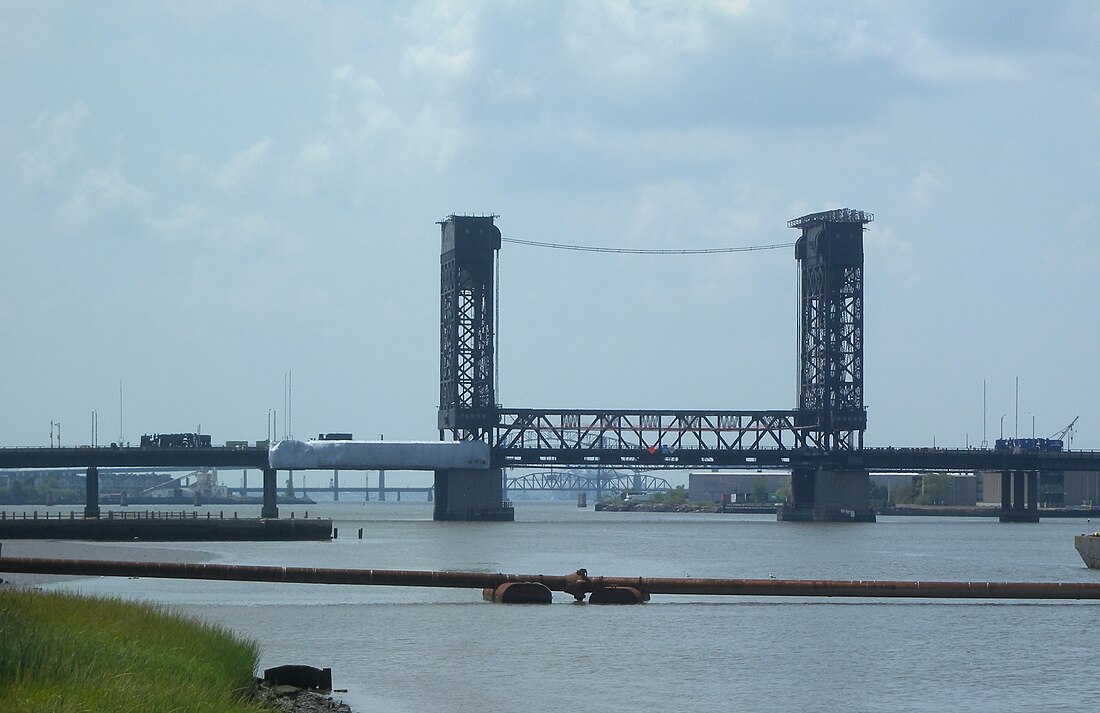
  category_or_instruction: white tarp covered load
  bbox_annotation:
[268,439,491,471]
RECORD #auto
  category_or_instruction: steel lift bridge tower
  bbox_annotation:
[787,208,873,521]
[434,210,875,522]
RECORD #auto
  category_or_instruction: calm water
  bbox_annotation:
[8,501,1100,712]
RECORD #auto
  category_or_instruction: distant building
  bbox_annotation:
[688,472,787,503]
[980,470,1100,507]
[871,473,977,506]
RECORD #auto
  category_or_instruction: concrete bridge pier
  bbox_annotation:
[433,468,514,521]
[84,466,100,518]
[262,467,279,519]
[778,468,875,522]
[1000,470,1039,522]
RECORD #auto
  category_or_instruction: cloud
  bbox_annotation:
[207,212,301,257]
[291,62,469,192]
[146,203,208,238]
[18,101,90,187]
[56,166,151,232]
[397,0,480,81]
[212,137,274,192]
[562,0,749,83]
[909,171,942,205]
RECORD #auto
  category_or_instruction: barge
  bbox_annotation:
[1074,533,1100,568]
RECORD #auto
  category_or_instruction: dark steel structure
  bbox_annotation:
[784,209,874,520]
[791,208,872,450]
[426,208,1099,522]
[505,470,672,493]
[438,214,500,442]
[435,215,512,520]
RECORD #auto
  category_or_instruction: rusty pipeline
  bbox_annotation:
[2,557,1100,600]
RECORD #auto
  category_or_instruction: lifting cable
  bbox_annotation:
[501,236,794,255]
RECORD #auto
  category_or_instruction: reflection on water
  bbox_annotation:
[8,501,1100,712]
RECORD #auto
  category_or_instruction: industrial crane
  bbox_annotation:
[1050,416,1079,449]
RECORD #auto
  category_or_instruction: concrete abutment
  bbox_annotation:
[778,468,876,522]
[433,468,514,521]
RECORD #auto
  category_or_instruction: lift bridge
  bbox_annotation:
[5,209,1098,524]
[432,210,1100,523]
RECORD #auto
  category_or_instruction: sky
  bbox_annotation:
[1,0,1099,460]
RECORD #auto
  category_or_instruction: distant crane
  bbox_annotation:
[1050,416,1079,449]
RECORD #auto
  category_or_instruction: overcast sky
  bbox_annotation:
[2,1,1098,457]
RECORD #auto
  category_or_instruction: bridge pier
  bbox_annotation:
[433,468,514,521]
[261,467,279,519]
[778,468,875,522]
[999,470,1039,522]
[84,466,100,518]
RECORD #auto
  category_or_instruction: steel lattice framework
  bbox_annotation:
[493,409,826,467]
[438,215,500,441]
[791,209,872,450]
[437,211,874,472]
[505,470,672,492]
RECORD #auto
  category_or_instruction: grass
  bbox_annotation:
[0,587,270,712]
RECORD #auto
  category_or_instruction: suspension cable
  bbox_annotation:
[501,236,794,254]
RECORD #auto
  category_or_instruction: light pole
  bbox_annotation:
[999,413,1007,440]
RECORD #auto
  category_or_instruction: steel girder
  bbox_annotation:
[492,409,826,467]
[505,470,672,492]
[438,215,500,441]
[792,209,871,450]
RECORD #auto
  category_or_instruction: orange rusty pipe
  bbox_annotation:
[2,557,1099,600]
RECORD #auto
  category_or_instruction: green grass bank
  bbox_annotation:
[0,587,269,712]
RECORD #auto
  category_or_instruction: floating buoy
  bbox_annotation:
[588,586,649,605]
[487,581,552,604]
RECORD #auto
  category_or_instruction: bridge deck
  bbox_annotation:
[0,446,268,470]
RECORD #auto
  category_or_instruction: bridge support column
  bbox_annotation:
[778,468,875,522]
[262,467,279,519]
[378,469,386,501]
[332,469,339,502]
[1000,470,1040,522]
[84,466,100,519]
[433,468,514,521]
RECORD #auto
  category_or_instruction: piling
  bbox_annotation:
[358,528,363,539]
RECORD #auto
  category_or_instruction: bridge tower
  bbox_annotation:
[782,208,875,522]
[434,215,514,521]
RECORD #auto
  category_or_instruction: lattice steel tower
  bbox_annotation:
[791,209,872,451]
[438,215,501,442]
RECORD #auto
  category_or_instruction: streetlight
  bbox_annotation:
[999,413,1007,439]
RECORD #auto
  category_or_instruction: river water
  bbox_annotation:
[7,501,1100,712]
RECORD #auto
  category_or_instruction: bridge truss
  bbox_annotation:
[505,470,672,493]
[493,409,826,468]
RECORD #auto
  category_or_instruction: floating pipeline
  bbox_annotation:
[2,557,1100,602]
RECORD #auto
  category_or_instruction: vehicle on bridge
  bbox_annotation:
[139,433,212,448]
[995,438,1063,452]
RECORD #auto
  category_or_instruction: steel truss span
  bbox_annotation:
[493,409,827,468]
[505,470,672,492]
